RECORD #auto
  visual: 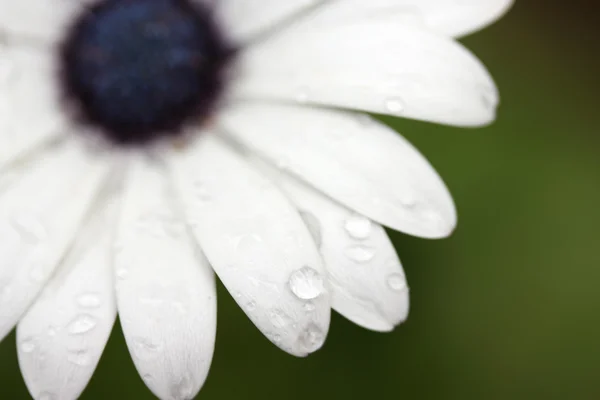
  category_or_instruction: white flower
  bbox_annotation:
[0,0,512,399]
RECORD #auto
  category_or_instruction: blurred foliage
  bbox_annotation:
[1,1,599,399]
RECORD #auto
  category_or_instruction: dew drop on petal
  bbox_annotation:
[20,338,36,353]
[67,314,97,335]
[344,215,372,240]
[385,97,405,114]
[298,323,325,353]
[345,245,375,263]
[387,273,407,292]
[77,292,102,308]
[170,374,195,400]
[38,392,56,400]
[288,266,325,300]
[131,337,162,360]
[67,349,92,366]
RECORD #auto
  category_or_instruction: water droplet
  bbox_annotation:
[20,338,36,353]
[193,180,212,203]
[345,245,375,263]
[67,349,92,366]
[295,86,310,103]
[116,267,129,280]
[273,334,281,343]
[10,213,48,243]
[132,337,162,360]
[29,263,46,282]
[387,274,407,292]
[298,324,325,353]
[303,302,316,312]
[385,97,405,114]
[344,216,372,240]
[77,293,101,308]
[47,326,58,337]
[355,114,374,127]
[299,211,322,248]
[288,267,325,300]
[270,309,291,328]
[170,375,195,400]
[246,300,256,311]
[142,374,153,383]
[67,314,97,335]
[38,391,56,400]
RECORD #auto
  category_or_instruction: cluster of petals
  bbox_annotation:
[0,0,512,399]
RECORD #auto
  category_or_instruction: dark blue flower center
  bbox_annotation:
[60,0,232,145]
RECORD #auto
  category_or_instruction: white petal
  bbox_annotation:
[0,142,108,341]
[168,135,331,357]
[214,0,324,43]
[17,199,117,400]
[303,0,514,38]
[0,47,66,170]
[219,104,456,238]
[0,1,86,43]
[255,160,409,331]
[233,19,497,127]
[115,156,216,400]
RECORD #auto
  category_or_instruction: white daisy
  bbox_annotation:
[0,0,512,399]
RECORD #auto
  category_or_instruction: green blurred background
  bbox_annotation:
[2,1,599,399]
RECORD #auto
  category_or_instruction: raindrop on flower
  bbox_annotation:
[344,215,372,240]
[386,274,407,292]
[345,245,375,263]
[76,292,102,308]
[288,266,325,300]
[20,338,36,353]
[67,314,97,335]
[384,97,405,114]
[298,323,325,353]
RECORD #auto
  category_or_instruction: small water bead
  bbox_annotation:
[246,300,256,311]
[384,97,405,114]
[10,213,48,243]
[386,273,407,292]
[170,375,195,400]
[303,302,316,312]
[132,337,162,360]
[298,324,325,353]
[77,292,102,308]
[345,245,375,263]
[67,349,92,366]
[295,86,310,103]
[288,266,325,300]
[20,338,36,353]
[116,267,129,280]
[343,215,372,240]
[38,392,57,400]
[68,314,97,335]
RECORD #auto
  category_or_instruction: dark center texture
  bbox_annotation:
[60,0,232,145]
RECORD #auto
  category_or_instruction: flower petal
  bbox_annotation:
[219,104,456,238]
[17,198,117,400]
[304,0,514,38]
[255,160,409,331]
[0,142,108,341]
[168,135,331,357]
[214,0,324,43]
[0,1,85,43]
[115,156,217,400]
[233,19,497,127]
[0,47,65,170]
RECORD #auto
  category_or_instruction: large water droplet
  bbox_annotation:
[68,314,97,335]
[77,293,102,308]
[298,324,325,353]
[344,216,372,240]
[387,274,407,292]
[288,267,325,300]
[345,245,375,263]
